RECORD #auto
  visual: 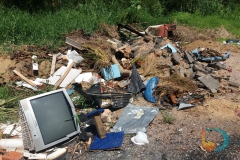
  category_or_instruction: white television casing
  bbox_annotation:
[19,88,80,152]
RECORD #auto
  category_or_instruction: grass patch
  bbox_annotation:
[0,85,44,123]
[0,2,168,48]
[172,12,240,38]
[161,110,175,124]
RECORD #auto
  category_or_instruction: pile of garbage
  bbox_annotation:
[0,24,238,159]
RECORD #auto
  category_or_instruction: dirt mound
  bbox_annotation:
[214,25,231,39]
[174,25,233,43]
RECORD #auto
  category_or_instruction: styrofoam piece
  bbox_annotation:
[0,139,24,151]
[46,148,67,159]
[75,72,92,83]
[3,124,16,135]
[47,66,82,87]
[24,148,67,159]
[75,72,103,84]
[3,124,21,137]
[24,151,47,159]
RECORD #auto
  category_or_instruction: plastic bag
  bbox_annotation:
[143,76,159,103]
[131,131,149,145]
[128,64,145,94]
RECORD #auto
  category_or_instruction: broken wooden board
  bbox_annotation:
[66,36,86,50]
[13,70,37,87]
[50,54,58,76]
[93,115,107,139]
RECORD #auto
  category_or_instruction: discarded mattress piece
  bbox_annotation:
[110,104,159,133]
[89,131,124,150]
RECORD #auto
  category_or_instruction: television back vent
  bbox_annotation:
[19,104,35,152]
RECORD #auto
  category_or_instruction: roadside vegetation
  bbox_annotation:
[1,0,240,47]
[0,0,240,123]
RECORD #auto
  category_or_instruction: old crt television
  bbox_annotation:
[19,88,80,152]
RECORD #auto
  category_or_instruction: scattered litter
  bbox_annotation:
[128,64,145,94]
[24,148,67,159]
[0,139,23,152]
[160,43,177,53]
[209,128,229,152]
[201,128,216,152]
[178,102,194,110]
[6,23,239,158]
[75,72,103,84]
[32,55,38,76]
[47,65,82,87]
[110,104,159,133]
[87,109,106,139]
[192,48,230,62]
[67,50,84,63]
[131,131,149,145]
[143,76,159,103]
[225,39,240,44]
[101,64,121,80]
[89,131,124,151]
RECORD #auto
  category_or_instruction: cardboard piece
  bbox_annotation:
[101,64,121,80]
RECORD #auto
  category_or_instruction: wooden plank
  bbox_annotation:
[93,115,106,139]
[53,62,74,90]
[65,36,86,50]
[13,70,36,87]
[50,54,57,76]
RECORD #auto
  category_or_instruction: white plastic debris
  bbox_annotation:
[131,131,149,145]
[24,147,67,159]
[67,50,84,63]
[0,139,24,151]
[15,80,42,91]
[75,72,104,84]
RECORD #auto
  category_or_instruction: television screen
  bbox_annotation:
[30,92,77,145]
[19,88,80,152]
